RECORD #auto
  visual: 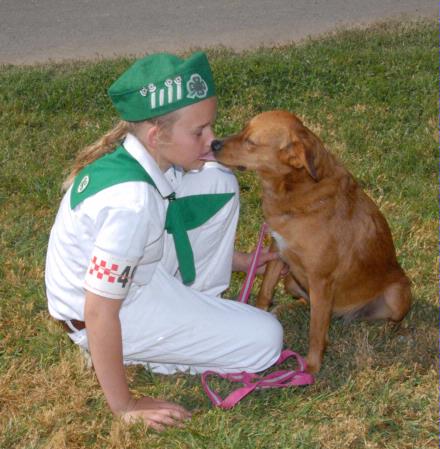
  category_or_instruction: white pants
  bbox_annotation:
[71,163,283,375]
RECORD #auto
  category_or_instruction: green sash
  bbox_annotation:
[71,145,234,284]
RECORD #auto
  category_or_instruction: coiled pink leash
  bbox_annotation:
[201,223,314,409]
[201,349,314,409]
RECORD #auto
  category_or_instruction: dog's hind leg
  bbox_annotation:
[283,274,309,301]
[256,240,284,310]
[384,278,412,321]
[348,278,412,322]
[270,274,309,316]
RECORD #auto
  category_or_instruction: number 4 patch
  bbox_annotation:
[117,265,137,288]
[85,251,139,300]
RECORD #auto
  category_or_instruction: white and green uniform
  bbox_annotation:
[45,133,282,375]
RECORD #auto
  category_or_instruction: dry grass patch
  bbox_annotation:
[0,19,437,449]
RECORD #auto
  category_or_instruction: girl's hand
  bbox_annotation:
[233,249,288,275]
[120,396,192,432]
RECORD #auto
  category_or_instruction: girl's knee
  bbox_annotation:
[257,313,284,355]
[242,312,284,372]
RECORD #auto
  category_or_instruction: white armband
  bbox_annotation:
[84,247,139,299]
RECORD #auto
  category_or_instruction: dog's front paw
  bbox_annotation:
[305,354,321,373]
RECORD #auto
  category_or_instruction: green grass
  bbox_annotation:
[0,19,438,449]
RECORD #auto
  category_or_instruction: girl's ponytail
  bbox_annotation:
[62,109,180,191]
[62,121,131,191]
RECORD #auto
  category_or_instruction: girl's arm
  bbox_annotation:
[84,290,191,431]
[232,250,282,274]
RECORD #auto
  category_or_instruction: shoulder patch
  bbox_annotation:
[77,175,90,193]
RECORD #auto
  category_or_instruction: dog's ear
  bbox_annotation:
[278,139,318,181]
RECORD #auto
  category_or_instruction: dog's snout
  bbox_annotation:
[211,139,224,152]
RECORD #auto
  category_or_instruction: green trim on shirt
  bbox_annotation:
[70,145,155,209]
[69,144,235,285]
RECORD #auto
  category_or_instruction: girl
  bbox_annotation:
[45,52,283,431]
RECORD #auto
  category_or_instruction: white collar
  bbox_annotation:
[122,133,174,198]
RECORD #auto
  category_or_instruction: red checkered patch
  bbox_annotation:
[89,256,119,283]
[85,249,137,298]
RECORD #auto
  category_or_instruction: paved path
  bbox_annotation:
[0,0,436,65]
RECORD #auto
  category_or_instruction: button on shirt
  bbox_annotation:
[45,133,179,321]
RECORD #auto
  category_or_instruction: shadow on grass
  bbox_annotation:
[277,293,438,389]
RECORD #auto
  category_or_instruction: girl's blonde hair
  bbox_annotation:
[62,111,180,191]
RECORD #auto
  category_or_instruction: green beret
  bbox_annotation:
[108,52,216,121]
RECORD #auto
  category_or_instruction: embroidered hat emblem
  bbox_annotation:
[187,74,208,99]
[108,52,215,121]
[144,76,185,110]
[77,175,89,193]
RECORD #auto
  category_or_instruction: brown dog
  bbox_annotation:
[212,110,411,373]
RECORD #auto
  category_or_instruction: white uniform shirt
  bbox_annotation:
[45,133,180,321]
[45,136,284,375]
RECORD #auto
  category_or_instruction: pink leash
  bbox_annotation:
[201,223,314,409]
[201,349,314,409]
[237,222,269,303]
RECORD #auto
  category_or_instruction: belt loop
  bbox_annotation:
[65,320,79,333]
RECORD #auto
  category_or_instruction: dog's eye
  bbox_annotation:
[245,138,256,146]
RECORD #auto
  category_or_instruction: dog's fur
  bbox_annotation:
[214,110,411,373]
